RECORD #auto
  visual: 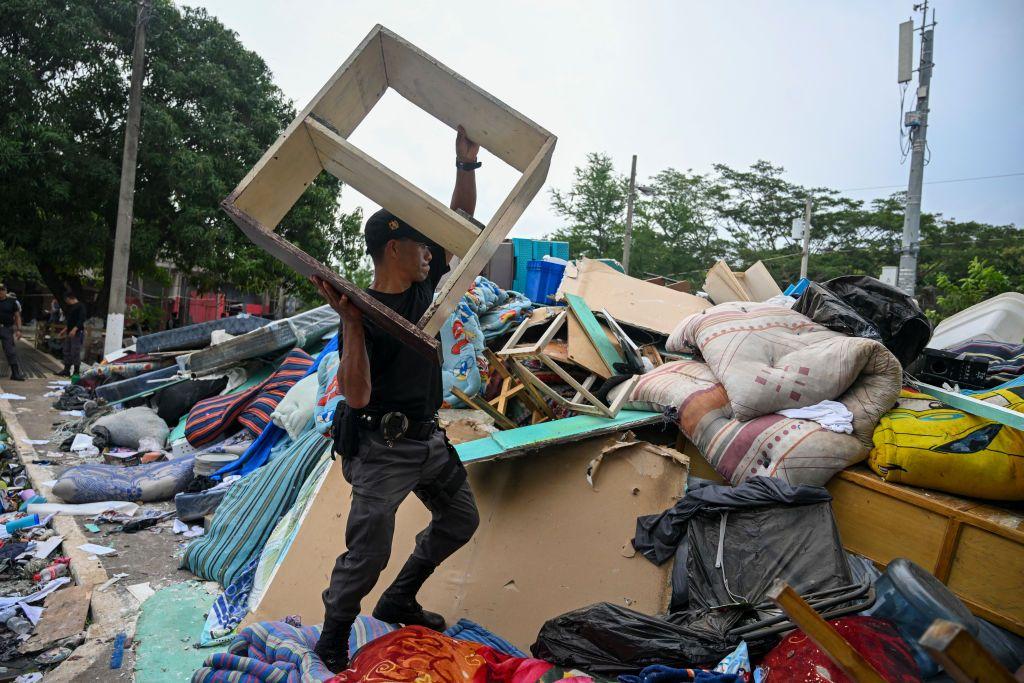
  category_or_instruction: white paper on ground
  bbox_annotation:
[77,543,116,556]
[69,433,94,452]
[20,438,48,445]
[126,582,155,604]
[60,410,85,418]
[20,602,44,625]
[97,573,129,592]
[0,394,26,401]
[0,577,70,611]
[30,536,63,560]
[183,526,204,538]
[172,519,188,534]
[28,502,139,516]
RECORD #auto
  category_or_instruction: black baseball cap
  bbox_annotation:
[364,209,435,255]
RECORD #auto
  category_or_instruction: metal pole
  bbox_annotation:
[898,2,934,296]
[622,154,637,275]
[105,0,150,355]
[800,198,812,280]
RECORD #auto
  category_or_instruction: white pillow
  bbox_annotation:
[270,372,319,440]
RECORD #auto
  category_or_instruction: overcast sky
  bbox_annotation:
[188,0,1024,239]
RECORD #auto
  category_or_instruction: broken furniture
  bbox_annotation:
[702,259,782,305]
[482,348,554,425]
[919,619,1020,683]
[221,24,556,361]
[497,307,638,418]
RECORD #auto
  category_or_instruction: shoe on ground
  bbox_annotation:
[372,594,446,632]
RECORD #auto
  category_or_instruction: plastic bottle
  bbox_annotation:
[33,562,68,582]
[5,615,32,635]
[5,514,39,533]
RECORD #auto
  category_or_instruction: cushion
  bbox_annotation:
[91,406,170,450]
[270,372,319,440]
[668,302,902,447]
[185,382,264,447]
[236,348,314,435]
[52,457,195,504]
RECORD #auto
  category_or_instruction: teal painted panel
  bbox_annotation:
[565,293,624,371]
[135,582,221,682]
[916,382,1024,430]
[456,410,662,463]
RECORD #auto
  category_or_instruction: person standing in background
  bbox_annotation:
[0,284,26,381]
[58,293,86,377]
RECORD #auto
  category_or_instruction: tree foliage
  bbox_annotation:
[549,155,1023,321]
[0,0,365,313]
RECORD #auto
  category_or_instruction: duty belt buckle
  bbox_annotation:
[380,412,409,448]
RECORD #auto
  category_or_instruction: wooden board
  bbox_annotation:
[222,201,440,362]
[305,116,479,257]
[558,259,710,336]
[20,585,91,654]
[566,313,620,378]
[742,260,783,300]
[919,619,1018,683]
[565,293,624,374]
[243,435,686,649]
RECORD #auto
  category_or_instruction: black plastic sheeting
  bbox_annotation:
[155,377,228,427]
[792,275,932,367]
[532,477,853,675]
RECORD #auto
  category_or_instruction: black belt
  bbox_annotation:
[356,411,438,443]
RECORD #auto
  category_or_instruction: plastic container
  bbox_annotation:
[193,453,239,478]
[863,559,985,677]
[5,514,39,533]
[929,291,1024,349]
[524,260,566,305]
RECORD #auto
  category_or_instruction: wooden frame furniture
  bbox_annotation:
[222,24,556,361]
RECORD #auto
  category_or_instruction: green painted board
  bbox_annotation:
[456,410,662,464]
[916,381,1024,430]
[564,292,624,372]
[134,581,221,682]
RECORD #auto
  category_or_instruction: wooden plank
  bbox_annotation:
[558,259,710,336]
[231,28,388,230]
[703,260,751,304]
[915,382,1024,430]
[919,619,1017,683]
[565,293,623,373]
[498,309,566,357]
[947,525,1024,636]
[934,519,963,582]
[452,386,517,430]
[305,116,479,257]
[221,201,440,362]
[507,360,556,421]
[20,585,91,653]
[766,580,888,683]
[566,313,617,378]
[379,28,548,173]
[419,136,556,337]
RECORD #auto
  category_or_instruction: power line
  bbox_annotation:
[838,172,1024,193]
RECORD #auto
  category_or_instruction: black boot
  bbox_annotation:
[313,618,351,674]
[372,557,446,631]
[9,364,25,381]
[57,366,70,377]
[72,363,80,376]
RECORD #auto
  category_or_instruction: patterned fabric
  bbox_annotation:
[237,349,314,436]
[668,302,902,444]
[313,351,342,436]
[327,625,595,683]
[202,556,261,646]
[947,340,1024,386]
[77,359,170,390]
[441,277,531,407]
[186,382,265,447]
[182,429,331,587]
[869,386,1024,500]
[192,620,331,683]
[52,455,195,503]
[758,616,920,682]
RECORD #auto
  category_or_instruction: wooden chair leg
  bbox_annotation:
[919,619,1017,683]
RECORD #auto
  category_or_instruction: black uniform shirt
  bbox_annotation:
[0,298,20,326]
[358,245,448,421]
[65,302,86,332]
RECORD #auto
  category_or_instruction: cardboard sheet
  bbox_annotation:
[244,434,688,648]
[703,260,781,304]
[557,259,709,336]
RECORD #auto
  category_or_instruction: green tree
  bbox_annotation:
[929,258,1015,323]
[0,0,363,313]
[548,152,626,259]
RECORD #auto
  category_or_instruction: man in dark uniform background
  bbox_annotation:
[0,284,26,382]
[58,293,86,377]
[311,125,482,673]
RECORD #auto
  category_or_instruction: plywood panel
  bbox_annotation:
[379,29,547,172]
[827,476,948,570]
[947,526,1024,633]
[306,117,479,257]
[245,435,685,649]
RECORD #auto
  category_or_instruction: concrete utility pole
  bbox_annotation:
[800,198,812,280]
[105,0,151,355]
[622,154,638,275]
[897,1,936,296]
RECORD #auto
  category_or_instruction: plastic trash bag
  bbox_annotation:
[793,275,932,367]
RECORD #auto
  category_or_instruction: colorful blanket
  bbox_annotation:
[192,620,330,683]
[328,625,595,683]
[441,277,531,407]
[947,339,1024,387]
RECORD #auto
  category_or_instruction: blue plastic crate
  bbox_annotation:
[524,260,567,305]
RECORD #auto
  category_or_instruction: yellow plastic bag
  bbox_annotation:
[869,386,1024,500]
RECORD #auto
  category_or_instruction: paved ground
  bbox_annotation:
[1,339,203,679]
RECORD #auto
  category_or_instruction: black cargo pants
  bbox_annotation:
[0,326,18,368]
[322,428,479,624]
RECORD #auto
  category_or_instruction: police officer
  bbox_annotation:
[0,284,26,381]
[310,126,482,673]
[58,293,86,377]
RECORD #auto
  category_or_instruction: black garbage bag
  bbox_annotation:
[531,602,753,675]
[793,275,932,367]
[154,376,229,427]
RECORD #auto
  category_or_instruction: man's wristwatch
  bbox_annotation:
[456,159,482,171]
